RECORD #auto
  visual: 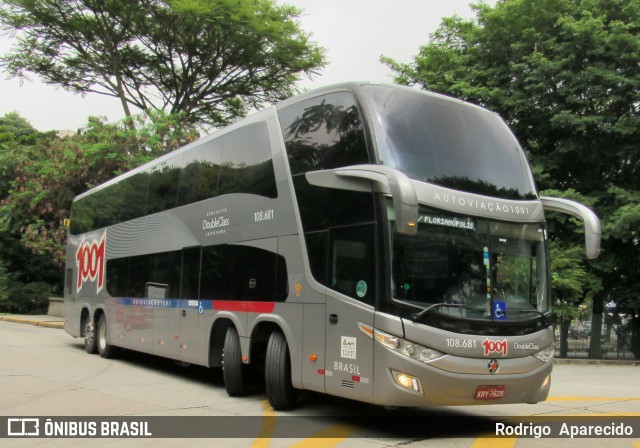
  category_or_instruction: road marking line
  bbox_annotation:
[471,436,517,448]
[251,399,357,448]
[547,396,640,402]
[288,423,359,448]
[252,399,276,448]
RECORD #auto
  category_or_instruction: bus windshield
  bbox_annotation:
[362,85,537,200]
[390,204,550,323]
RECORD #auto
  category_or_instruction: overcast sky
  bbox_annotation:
[0,0,494,131]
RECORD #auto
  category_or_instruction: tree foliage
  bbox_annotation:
[0,0,326,126]
[382,0,640,316]
[0,112,199,269]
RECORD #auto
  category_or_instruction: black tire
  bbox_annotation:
[96,313,115,359]
[83,314,98,354]
[223,326,249,396]
[265,330,298,410]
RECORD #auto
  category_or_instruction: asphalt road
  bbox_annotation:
[1,320,639,448]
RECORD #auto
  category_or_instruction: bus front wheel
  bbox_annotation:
[265,330,298,410]
[222,326,249,396]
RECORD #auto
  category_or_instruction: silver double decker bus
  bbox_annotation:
[65,83,600,410]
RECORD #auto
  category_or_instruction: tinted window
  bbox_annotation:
[70,121,276,235]
[147,251,181,298]
[278,92,375,232]
[278,92,370,175]
[181,247,201,300]
[70,196,94,235]
[292,175,375,232]
[106,245,288,302]
[278,92,376,302]
[200,245,233,300]
[147,156,181,214]
[232,245,287,301]
[115,251,181,299]
[177,139,223,206]
[362,86,537,200]
[71,173,149,235]
[329,225,376,304]
[304,231,328,286]
[106,257,129,297]
[119,172,149,222]
[200,244,288,301]
[218,123,277,198]
[71,184,122,235]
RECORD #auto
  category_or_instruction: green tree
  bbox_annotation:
[0,112,198,312]
[382,0,640,357]
[0,0,325,126]
[0,112,199,268]
[0,111,39,141]
[0,112,42,203]
[0,113,62,312]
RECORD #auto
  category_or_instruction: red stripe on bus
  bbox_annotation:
[212,301,275,313]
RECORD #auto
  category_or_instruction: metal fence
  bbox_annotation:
[555,317,639,360]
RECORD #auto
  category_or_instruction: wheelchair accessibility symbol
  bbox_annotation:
[493,301,506,321]
[198,302,204,315]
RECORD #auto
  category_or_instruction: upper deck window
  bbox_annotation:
[278,92,370,176]
[70,122,277,235]
[362,86,537,200]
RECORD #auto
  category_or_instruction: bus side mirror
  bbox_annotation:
[540,197,601,259]
[306,164,419,235]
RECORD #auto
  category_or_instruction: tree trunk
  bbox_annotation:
[559,318,570,358]
[631,316,640,360]
[589,294,604,359]
[111,55,135,130]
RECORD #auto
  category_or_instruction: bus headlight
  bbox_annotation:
[533,345,554,363]
[358,323,444,363]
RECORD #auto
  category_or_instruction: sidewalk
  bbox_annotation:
[0,314,64,329]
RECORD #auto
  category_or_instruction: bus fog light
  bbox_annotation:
[392,370,423,394]
[533,346,554,363]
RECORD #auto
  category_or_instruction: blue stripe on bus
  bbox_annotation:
[114,298,211,309]
[111,298,275,314]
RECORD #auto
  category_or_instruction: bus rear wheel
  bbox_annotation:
[83,315,98,354]
[222,326,249,396]
[265,330,298,410]
[97,313,116,359]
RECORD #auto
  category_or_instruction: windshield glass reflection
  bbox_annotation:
[391,204,550,322]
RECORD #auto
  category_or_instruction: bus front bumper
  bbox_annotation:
[372,344,553,407]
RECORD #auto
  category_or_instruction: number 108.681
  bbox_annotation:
[254,209,274,222]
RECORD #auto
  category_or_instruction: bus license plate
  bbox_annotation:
[475,385,505,400]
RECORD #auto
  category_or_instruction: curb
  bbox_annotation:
[554,357,639,366]
[0,316,64,329]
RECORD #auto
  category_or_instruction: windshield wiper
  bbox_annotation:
[412,302,483,320]
[393,298,553,326]
[506,309,553,327]
[391,298,483,319]
[412,303,553,326]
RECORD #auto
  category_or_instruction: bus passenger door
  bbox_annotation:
[179,247,202,364]
[324,225,376,402]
